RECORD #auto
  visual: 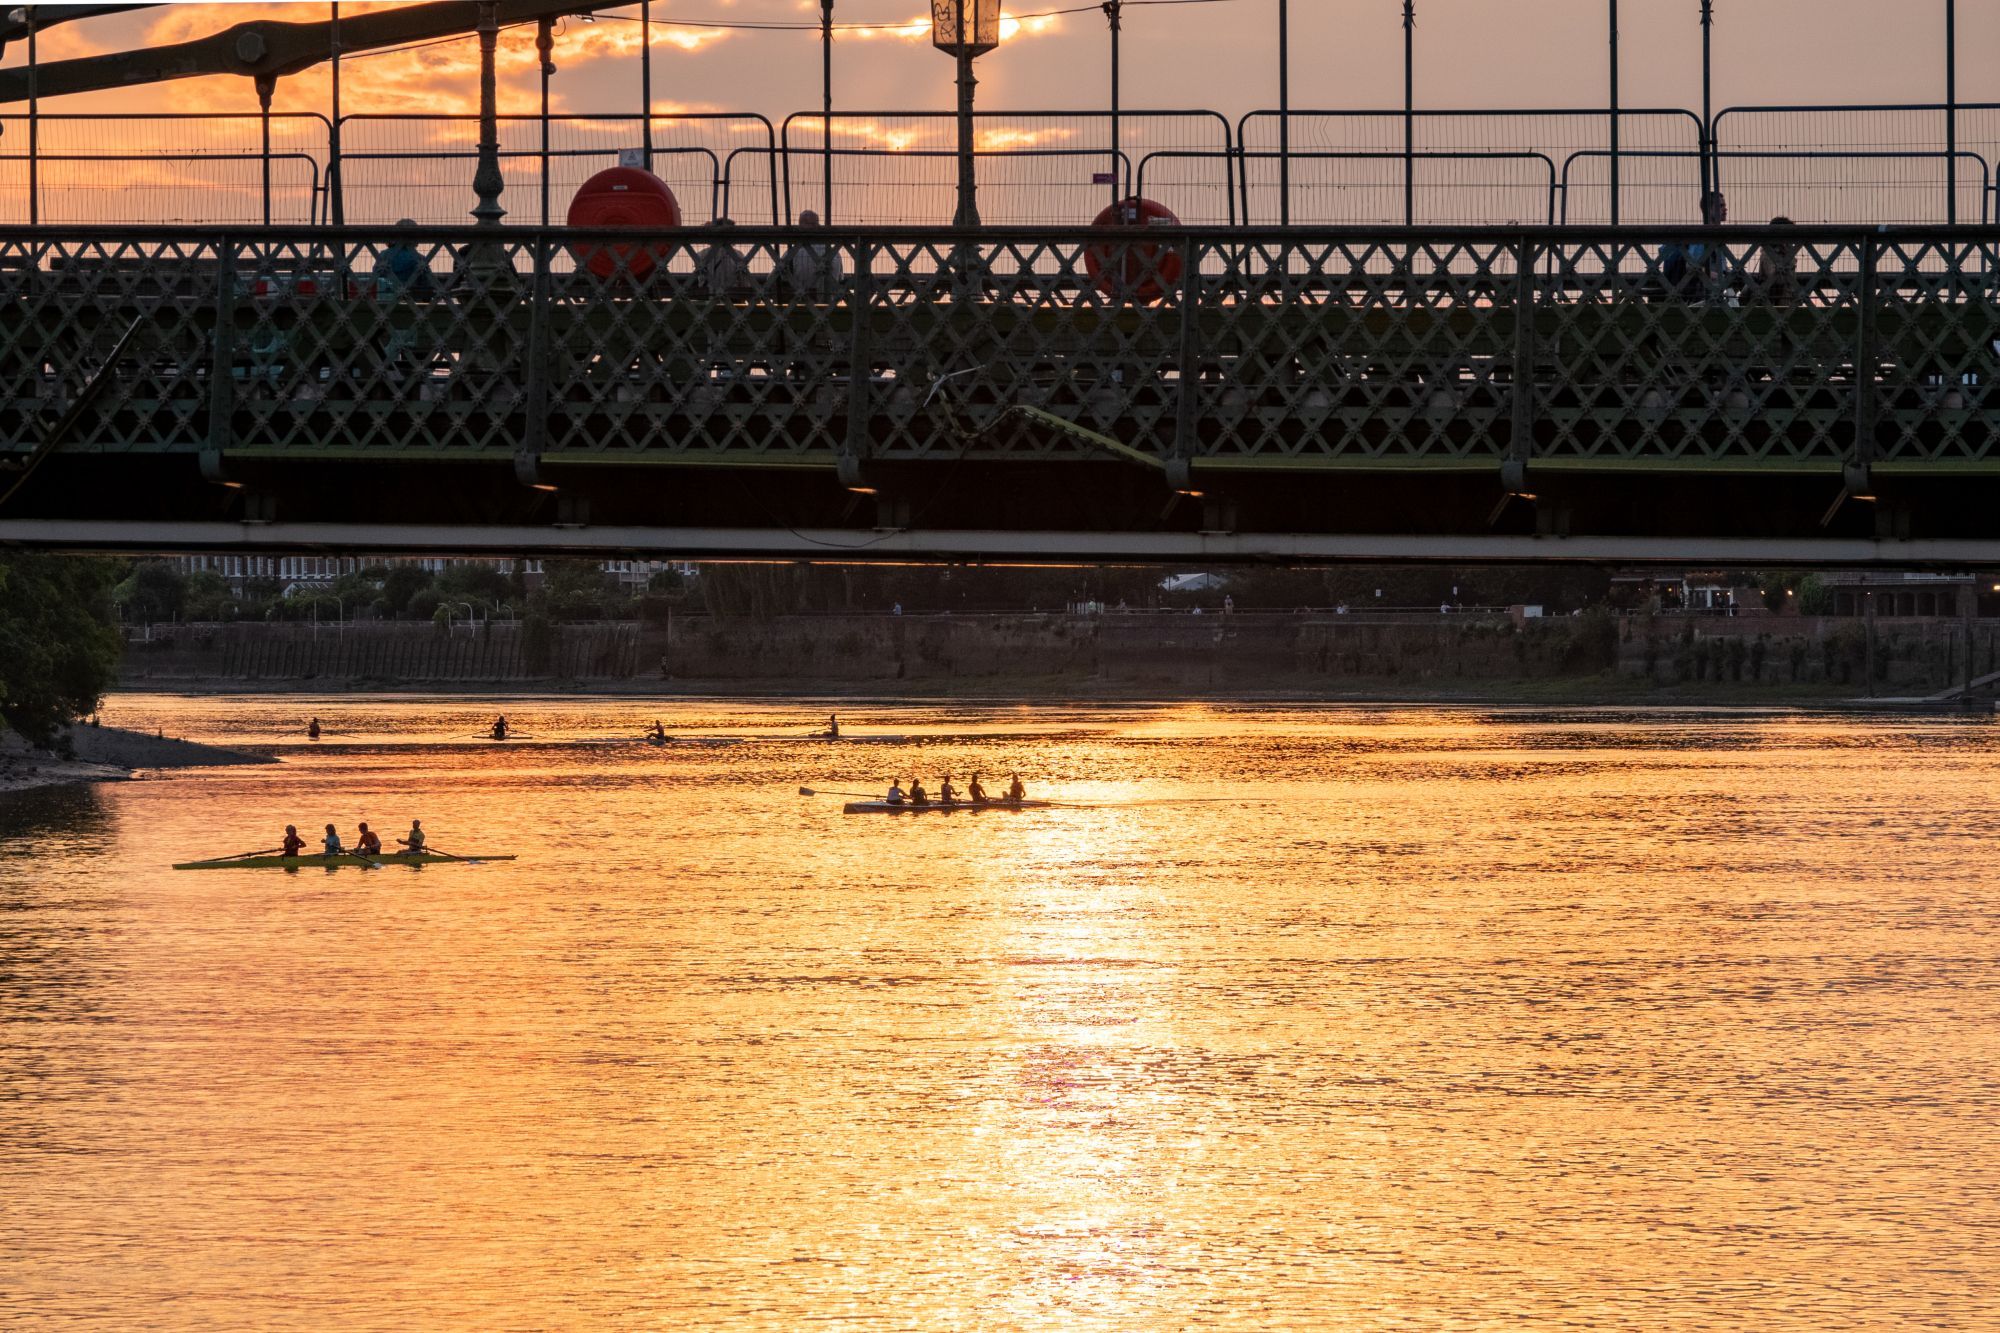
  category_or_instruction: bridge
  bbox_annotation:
[0,220,1996,565]
[0,3,1995,565]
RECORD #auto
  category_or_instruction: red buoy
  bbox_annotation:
[567,167,683,280]
[1084,196,1183,302]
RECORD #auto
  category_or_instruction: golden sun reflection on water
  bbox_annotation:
[1,695,1998,1329]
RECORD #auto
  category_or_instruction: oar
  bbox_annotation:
[179,846,283,867]
[799,786,888,799]
[420,845,487,865]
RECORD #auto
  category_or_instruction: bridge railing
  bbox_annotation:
[1,225,1993,480]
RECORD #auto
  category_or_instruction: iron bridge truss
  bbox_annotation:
[1,223,1998,565]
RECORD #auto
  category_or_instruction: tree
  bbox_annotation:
[436,562,512,607]
[537,559,621,620]
[1756,572,1799,613]
[183,571,236,621]
[1796,574,1835,617]
[381,564,431,617]
[114,559,187,623]
[0,555,125,747]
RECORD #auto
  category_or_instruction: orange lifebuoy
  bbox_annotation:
[1084,196,1184,302]
[567,167,683,280]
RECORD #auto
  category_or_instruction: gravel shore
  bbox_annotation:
[0,723,275,796]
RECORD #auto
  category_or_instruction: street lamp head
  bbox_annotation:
[932,0,1001,56]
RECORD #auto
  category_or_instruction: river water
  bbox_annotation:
[2,694,1996,1330]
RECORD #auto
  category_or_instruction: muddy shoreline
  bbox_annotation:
[0,723,276,798]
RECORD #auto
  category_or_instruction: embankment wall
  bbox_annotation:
[114,613,2000,696]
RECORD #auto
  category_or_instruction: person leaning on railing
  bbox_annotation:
[698,217,751,299]
[1748,217,1800,306]
[1653,190,1736,304]
[780,209,847,301]
[373,219,436,300]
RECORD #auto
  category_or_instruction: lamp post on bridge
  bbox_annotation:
[468,0,509,282]
[932,0,1001,229]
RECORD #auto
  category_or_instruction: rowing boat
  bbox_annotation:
[172,852,519,870]
[842,799,1051,815]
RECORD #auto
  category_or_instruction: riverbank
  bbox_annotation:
[116,613,2000,703]
[0,723,276,797]
[99,675,1995,712]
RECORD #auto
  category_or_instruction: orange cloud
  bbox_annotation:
[28,4,729,117]
[976,126,1074,150]
[831,10,1065,42]
[796,119,1078,154]
[817,118,939,152]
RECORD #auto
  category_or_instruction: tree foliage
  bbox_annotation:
[113,559,187,623]
[0,555,125,746]
[535,559,620,620]
[1796,574,1835,616]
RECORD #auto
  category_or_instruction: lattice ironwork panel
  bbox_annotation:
[2,225,1995,486]
[228,234,534,459]
[0,236,225,453]
[1191,238,1522,468]
[1872,235,2000,468]
[1531,236,1867,470]
[863,237,1187,463]
[540,234,853,463]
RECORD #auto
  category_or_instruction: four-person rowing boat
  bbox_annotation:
[173,851,517,870]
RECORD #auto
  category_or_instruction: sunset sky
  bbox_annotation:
[0,2,1993,227]
[6,1,1994,125]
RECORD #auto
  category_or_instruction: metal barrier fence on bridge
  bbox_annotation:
[2,106,1999,230]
